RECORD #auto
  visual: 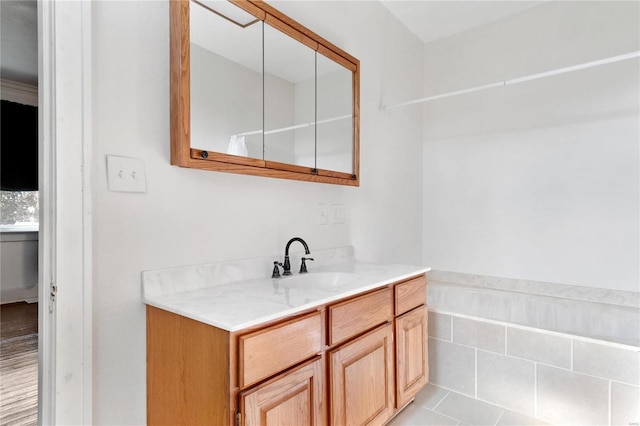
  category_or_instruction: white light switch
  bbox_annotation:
[106,155,147,193]
[331,204,345,224]
[317,204,329,225]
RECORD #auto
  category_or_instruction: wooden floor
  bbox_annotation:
[0,302,38,426]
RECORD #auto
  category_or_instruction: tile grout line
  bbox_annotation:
[608,380,612,426]
[428,308,640,351]
[429,407,460,424]
[504,326,508,355]
[494,409,505,426]
[431,385,547,425]
[431,335,638,387]
[431,390,451,411]
[534,362,538,418]
[570,339,574,371]
[475,347,478,398]
[433,411,461,424]
[430,384,550,424]
[451,316,454,342]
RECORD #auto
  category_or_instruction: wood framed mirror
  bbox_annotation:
[170,0,360,186]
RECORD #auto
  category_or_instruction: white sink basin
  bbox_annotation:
[280,272,358,289]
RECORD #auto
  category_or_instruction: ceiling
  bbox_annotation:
[380,1,545,44]
[0,0,546,87]
[1,0,38,86]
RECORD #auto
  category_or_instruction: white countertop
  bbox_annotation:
[142,249,429,332]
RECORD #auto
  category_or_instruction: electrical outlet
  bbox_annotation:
[317,203,329,225]
[106,155,147,193]
[331,204,345,224]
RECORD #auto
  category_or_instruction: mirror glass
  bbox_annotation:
[316,53,354,174]
[176,0,359,184]
[263,23,316,168]
[190,0,263,160]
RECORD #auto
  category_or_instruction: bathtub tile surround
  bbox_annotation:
[477,350,535,415]
[428,310,451,340]
[428,338,476,396]
[428,310,640,425]
[427,270,640,309]
[573,340,640,385]
[537,365,609,425]
[428,270,640,347]
[611,382,640,425]
[506,327,572,369]
[453,316,505,353]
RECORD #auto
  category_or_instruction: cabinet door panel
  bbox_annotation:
[241,358,325,426]
[396,306,428,407]
[330,323,395,426]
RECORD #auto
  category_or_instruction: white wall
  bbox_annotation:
[422,1,639,292]
[0,231,38,303]
[90,1,423,423]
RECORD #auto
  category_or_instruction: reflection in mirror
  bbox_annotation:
[190,0,263,160]
[263,23,316,169]
[316,53,353,174]
[171,0,359,185]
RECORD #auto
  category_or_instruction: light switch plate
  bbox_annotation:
[317,204,329,225]
[106,155,147,193]
[331,204,345,224]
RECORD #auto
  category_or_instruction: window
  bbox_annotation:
[1,191,39,229]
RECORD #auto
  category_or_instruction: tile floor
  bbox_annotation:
[389,383,549,426]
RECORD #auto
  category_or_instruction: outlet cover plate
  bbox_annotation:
[331,204,345,224]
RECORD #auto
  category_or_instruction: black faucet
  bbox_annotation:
[282,237,311,276]
[272,261,283,278]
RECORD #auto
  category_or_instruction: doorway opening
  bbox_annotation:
[1,1,40,424]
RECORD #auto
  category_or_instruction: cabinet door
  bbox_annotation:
[396,306,428,408]
[330,323,395,426]
[240,358,325,426]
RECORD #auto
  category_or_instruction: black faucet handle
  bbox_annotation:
[299,257,314,274]
[272,261,283,279]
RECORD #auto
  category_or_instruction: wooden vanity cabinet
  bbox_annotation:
[330,323,396,426]
[393,276,429,408]
[146,274,428,426]
[238,312,322,389]
[395,306,428,407]
[240,357,325,426]
[147,306,234,426]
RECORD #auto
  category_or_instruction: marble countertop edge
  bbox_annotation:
[143,263,430,332]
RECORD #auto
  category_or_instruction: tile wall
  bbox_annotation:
[428,310,640,425]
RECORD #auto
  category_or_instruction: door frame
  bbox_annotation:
[38,1,93,424]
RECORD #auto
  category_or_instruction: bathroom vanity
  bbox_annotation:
[143,254,429,425]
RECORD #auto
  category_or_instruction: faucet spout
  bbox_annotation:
[282,237,310,276]
[285,237,310,256]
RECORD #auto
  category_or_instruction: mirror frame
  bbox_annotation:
[170,0,360,186]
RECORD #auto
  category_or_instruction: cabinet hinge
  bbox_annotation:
[235,411,241,426]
